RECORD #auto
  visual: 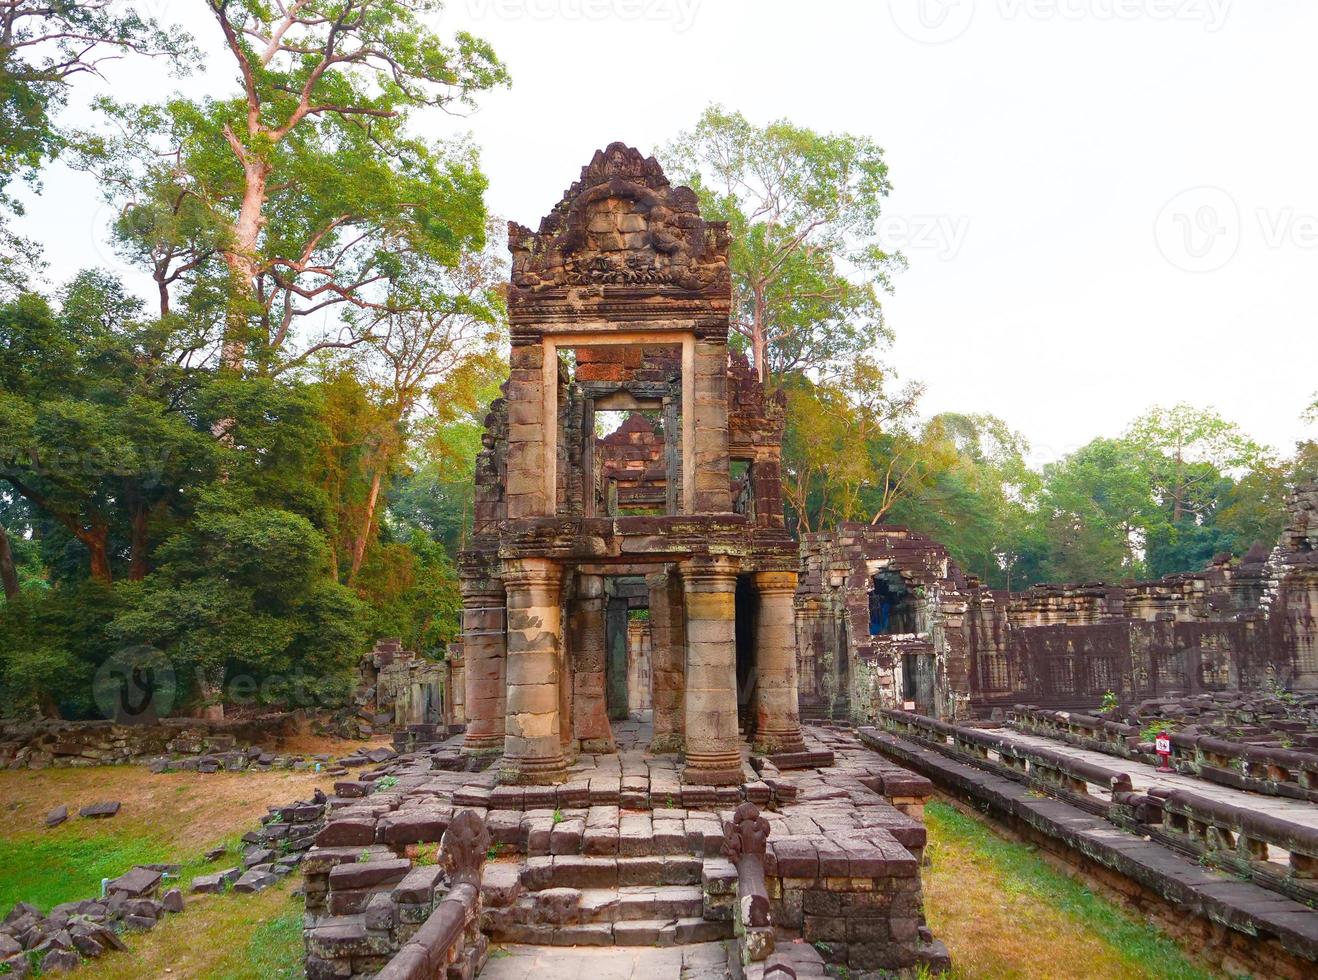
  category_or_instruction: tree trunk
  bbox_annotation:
[220,158,271,372]
[129,500,149,581]
[348,468,384,585]
[1172,446,1185,524]
[751,287,768,382]
[197,665,225,720]
[0,522,19,601]
[77,523,112,584]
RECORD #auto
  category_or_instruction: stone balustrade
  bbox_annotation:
[876,709,1131,817]
[1160,789,1318,902]
[1011,705,1318,802]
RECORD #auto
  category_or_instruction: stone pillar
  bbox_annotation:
[570,573,614,753]
[505,340,548,519]
[460,583,505,755]
[752,570,807,755]
[648,567,686,753]
[447,641,466,728]
[692,339,732,514]
[501,558,568,783]
[682,556,743,785]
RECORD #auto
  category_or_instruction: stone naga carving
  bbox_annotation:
[723,801,772,933]
[440,809,491,888]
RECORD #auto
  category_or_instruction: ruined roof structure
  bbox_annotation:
[797,482,1318,722]
[456,144,801,785]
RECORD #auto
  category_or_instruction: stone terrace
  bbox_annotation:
[303,722,949,978]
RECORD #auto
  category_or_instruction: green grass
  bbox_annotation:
[925,802,1211,980]
[216,890,306,979]
[0,830,244,915]
[0,832,172,913]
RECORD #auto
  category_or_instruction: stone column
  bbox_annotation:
[447,641,466,728]
[752,570,807,755]
[647,567,686,753]
[570,573,614,753]
[501,558,568,783]
[460,583,505,755]
[682,556,743,785]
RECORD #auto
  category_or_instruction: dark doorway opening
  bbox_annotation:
[870,570,916,635]
[605,576,648,720]
[735,575,759,735]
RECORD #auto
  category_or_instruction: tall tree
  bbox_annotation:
[342,235,504,582]
[780,357,929,533]
[662,105,902,382]
[1033,438,1160,582]
[0,274,217,583]
[78,0,507,374]
[1125,404,1266,524]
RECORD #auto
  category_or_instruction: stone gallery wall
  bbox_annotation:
[797,483,1318,720]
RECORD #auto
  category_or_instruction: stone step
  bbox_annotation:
[484,915,734,947]
[519,854,707,891]
[507,885,706,925]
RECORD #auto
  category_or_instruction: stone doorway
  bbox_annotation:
[605,576,650,722]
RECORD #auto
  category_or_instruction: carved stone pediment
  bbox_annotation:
[509,142,729,295]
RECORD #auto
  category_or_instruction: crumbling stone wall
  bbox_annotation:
[798,483,1318,720]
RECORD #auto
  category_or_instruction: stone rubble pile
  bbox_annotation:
[1124,691,1318,747]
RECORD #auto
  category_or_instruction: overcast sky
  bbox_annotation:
[13,0,1317,466]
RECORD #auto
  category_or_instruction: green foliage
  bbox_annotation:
[109,493,367,709]
[662,105,901,381]
[72,0,508,371]
[0,1,193,206]
[1101,690,1119,713]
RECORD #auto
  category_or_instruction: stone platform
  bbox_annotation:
[303,722,948,978]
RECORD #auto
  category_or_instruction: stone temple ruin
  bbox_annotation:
[797,482,1318,722]
[456,143,804,785]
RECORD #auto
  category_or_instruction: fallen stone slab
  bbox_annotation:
[41,948,80,973]
[242,847,275,868]
[106,866,162,898]
[161,888,184,913]
[190,867,241,894]
[233,869,279,893]
[44,805,68,828]
[79,801,120,819]
[122,913,157,931]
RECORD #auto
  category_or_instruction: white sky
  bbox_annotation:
[13,0,1318,467]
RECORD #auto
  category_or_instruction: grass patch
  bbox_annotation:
[923,801,1212,979]
[0,765,329,916]
[0,832,172,913]
[92,879,306,980]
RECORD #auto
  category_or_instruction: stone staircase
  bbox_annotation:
[481,851,737,947]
